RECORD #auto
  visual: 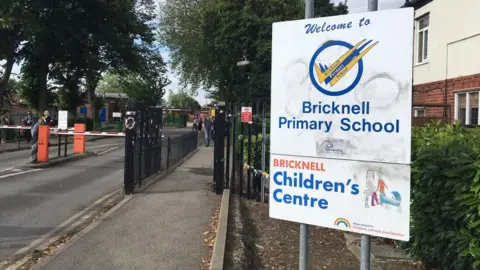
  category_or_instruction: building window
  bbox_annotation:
[414,107,426,117]
[455,92,479,125]
[416,15,429,64]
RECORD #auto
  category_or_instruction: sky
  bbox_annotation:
[10,0,405,106]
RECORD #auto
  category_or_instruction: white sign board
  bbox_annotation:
[113,112,122,118]
[241,107,253,123]
[270,9,413,241]
[58,110,68,130]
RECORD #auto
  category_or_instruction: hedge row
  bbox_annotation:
[405,123,480,269]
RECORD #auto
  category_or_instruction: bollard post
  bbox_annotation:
[37,125,50,163]
[73,123,86,154]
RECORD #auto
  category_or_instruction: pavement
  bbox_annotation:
[35,146,216,270]
[0,128,194,267]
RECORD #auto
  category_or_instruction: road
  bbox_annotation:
[0,128,193,264]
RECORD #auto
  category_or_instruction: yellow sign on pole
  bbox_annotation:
[211,109,215,117]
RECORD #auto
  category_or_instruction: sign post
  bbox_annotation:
[270,7,414,270]
[241,106,253,123]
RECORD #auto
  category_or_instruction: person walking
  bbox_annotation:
[204,116,212,146]
[0,110,10,144]
[41,110,52,126]
[22,110,33,143]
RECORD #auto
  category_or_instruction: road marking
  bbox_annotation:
[0,188,123,269]
[0,167,13,173]
[0,169,42,179]
[95,146,119,155]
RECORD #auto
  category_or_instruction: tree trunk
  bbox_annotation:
[0,50,15,111]
[37,60,49,118]
[86,72,100,123]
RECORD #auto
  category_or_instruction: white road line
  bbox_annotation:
[95,146,119,155]
[1,188,122,268]
[0,167,13,173]
[0,169,42,179]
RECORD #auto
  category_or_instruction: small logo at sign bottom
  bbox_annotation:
[334,217,351,229]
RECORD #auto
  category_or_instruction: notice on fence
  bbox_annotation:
[58,110,68,130]
[269,8,413,241]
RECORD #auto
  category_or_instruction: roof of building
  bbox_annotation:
[100,92,129,99]
[401,0,434,9]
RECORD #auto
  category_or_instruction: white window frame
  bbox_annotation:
[454,91,480,125]
[414,107,426,117]
[416,14,429,64]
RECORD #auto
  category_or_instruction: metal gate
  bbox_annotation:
[124,101,163,194]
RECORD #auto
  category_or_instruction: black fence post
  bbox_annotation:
[58,135,61,157]
[231,103,237,192]
[225,105,231,188]
[214,103,226,195]
[124,108,138,195]
[64,135,67,157]
[167,136,171,170]
[239,103,244,196]
[247,105,253,199]
[17,129,21,149]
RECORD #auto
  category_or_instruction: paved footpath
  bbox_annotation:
[37,146,216,270]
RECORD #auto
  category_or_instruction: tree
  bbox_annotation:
[167,90,201,109]
[0,0,26,110]
[10,0,159,116]
[159,0,348,102]
[96,49,171,106]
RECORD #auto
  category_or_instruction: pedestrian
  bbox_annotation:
[198,117,203,132]
[41,110,52,126]
[1,110,10,144]
[22,110,33,143]
[204,116,212,146]
[193,118,198,132]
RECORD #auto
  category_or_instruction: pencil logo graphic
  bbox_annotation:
[309,39,378,97]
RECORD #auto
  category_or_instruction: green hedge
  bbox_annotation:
[236,133,270,174]
[404,122,480,269]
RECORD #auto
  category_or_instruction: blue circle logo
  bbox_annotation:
[309,40,377,97]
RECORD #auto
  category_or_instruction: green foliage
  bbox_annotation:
[167,90,201,109]
[403,122,480,269]
[159,0,348,101]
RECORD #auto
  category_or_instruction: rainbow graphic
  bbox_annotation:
[334,218,351,229]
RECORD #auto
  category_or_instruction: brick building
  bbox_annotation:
[404,0,480,125]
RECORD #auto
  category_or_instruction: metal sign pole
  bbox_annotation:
[261,103,266,203]
[360,3,378,270]
[299,1,314,269]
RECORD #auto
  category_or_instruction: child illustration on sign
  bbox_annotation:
[363,169,402,213]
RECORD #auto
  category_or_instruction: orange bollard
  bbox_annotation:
[73,123,86,154]
[37,125,50,163]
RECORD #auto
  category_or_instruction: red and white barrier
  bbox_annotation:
[54,131,125,137]
[0,125,74,131]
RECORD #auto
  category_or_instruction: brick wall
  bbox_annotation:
[413,73,480,123]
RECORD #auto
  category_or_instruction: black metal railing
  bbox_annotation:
[123,101,199,195]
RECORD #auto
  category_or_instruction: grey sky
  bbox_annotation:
[334,0,405,13]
